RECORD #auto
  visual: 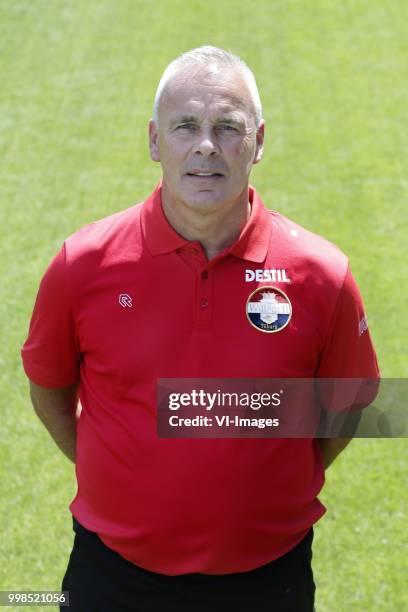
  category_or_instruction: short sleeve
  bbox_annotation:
[21,243,80,388]
[316,265,380,416]
[317,265,380,378]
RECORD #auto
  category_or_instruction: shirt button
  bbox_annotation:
[201,270,209,280]
[200,298,209,308]
[190,248,198,256]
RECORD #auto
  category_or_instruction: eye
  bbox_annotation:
[217,124,238,132]
[177,123,197,130]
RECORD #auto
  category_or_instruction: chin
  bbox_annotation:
[185,192,226,210]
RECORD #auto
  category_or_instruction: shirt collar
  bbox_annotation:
[141,182,272,263]
[141,182,189,255]
[227,185,272,263]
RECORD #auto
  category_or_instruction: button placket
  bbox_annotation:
[197,264,212,329]
[182,242,212,329]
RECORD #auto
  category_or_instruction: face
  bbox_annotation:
[149,68,265,214]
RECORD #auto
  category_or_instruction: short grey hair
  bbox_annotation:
[152,45,262,128]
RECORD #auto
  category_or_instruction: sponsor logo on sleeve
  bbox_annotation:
[246,286,292,333]
[359,314,368,335]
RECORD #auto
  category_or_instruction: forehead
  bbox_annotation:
[160,68,253,120]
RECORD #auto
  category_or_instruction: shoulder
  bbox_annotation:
[267,210,349,288]
[64,202,144,266]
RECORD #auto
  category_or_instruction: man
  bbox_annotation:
[21,46,379,611]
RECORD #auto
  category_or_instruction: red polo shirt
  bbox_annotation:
[21,184,379,575]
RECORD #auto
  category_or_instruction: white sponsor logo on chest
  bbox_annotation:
[245,269,291,283]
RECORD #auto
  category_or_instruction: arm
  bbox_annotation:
[316,266,380,469]
[29,381,80,464]
[317,437,352,469]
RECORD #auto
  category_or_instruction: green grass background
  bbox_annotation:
[1,1,407,610]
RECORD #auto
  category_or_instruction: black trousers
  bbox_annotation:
[61,517,316,611]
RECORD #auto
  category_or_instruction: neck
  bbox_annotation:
[161,184,251,260]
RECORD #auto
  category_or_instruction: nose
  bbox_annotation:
[193,128,219,157]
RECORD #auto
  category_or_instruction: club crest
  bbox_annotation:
[246,286,292,333]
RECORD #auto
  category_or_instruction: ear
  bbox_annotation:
[253,119,265,165]
[148,119,160,162]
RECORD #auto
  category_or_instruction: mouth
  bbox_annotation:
[186,171,224,179]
